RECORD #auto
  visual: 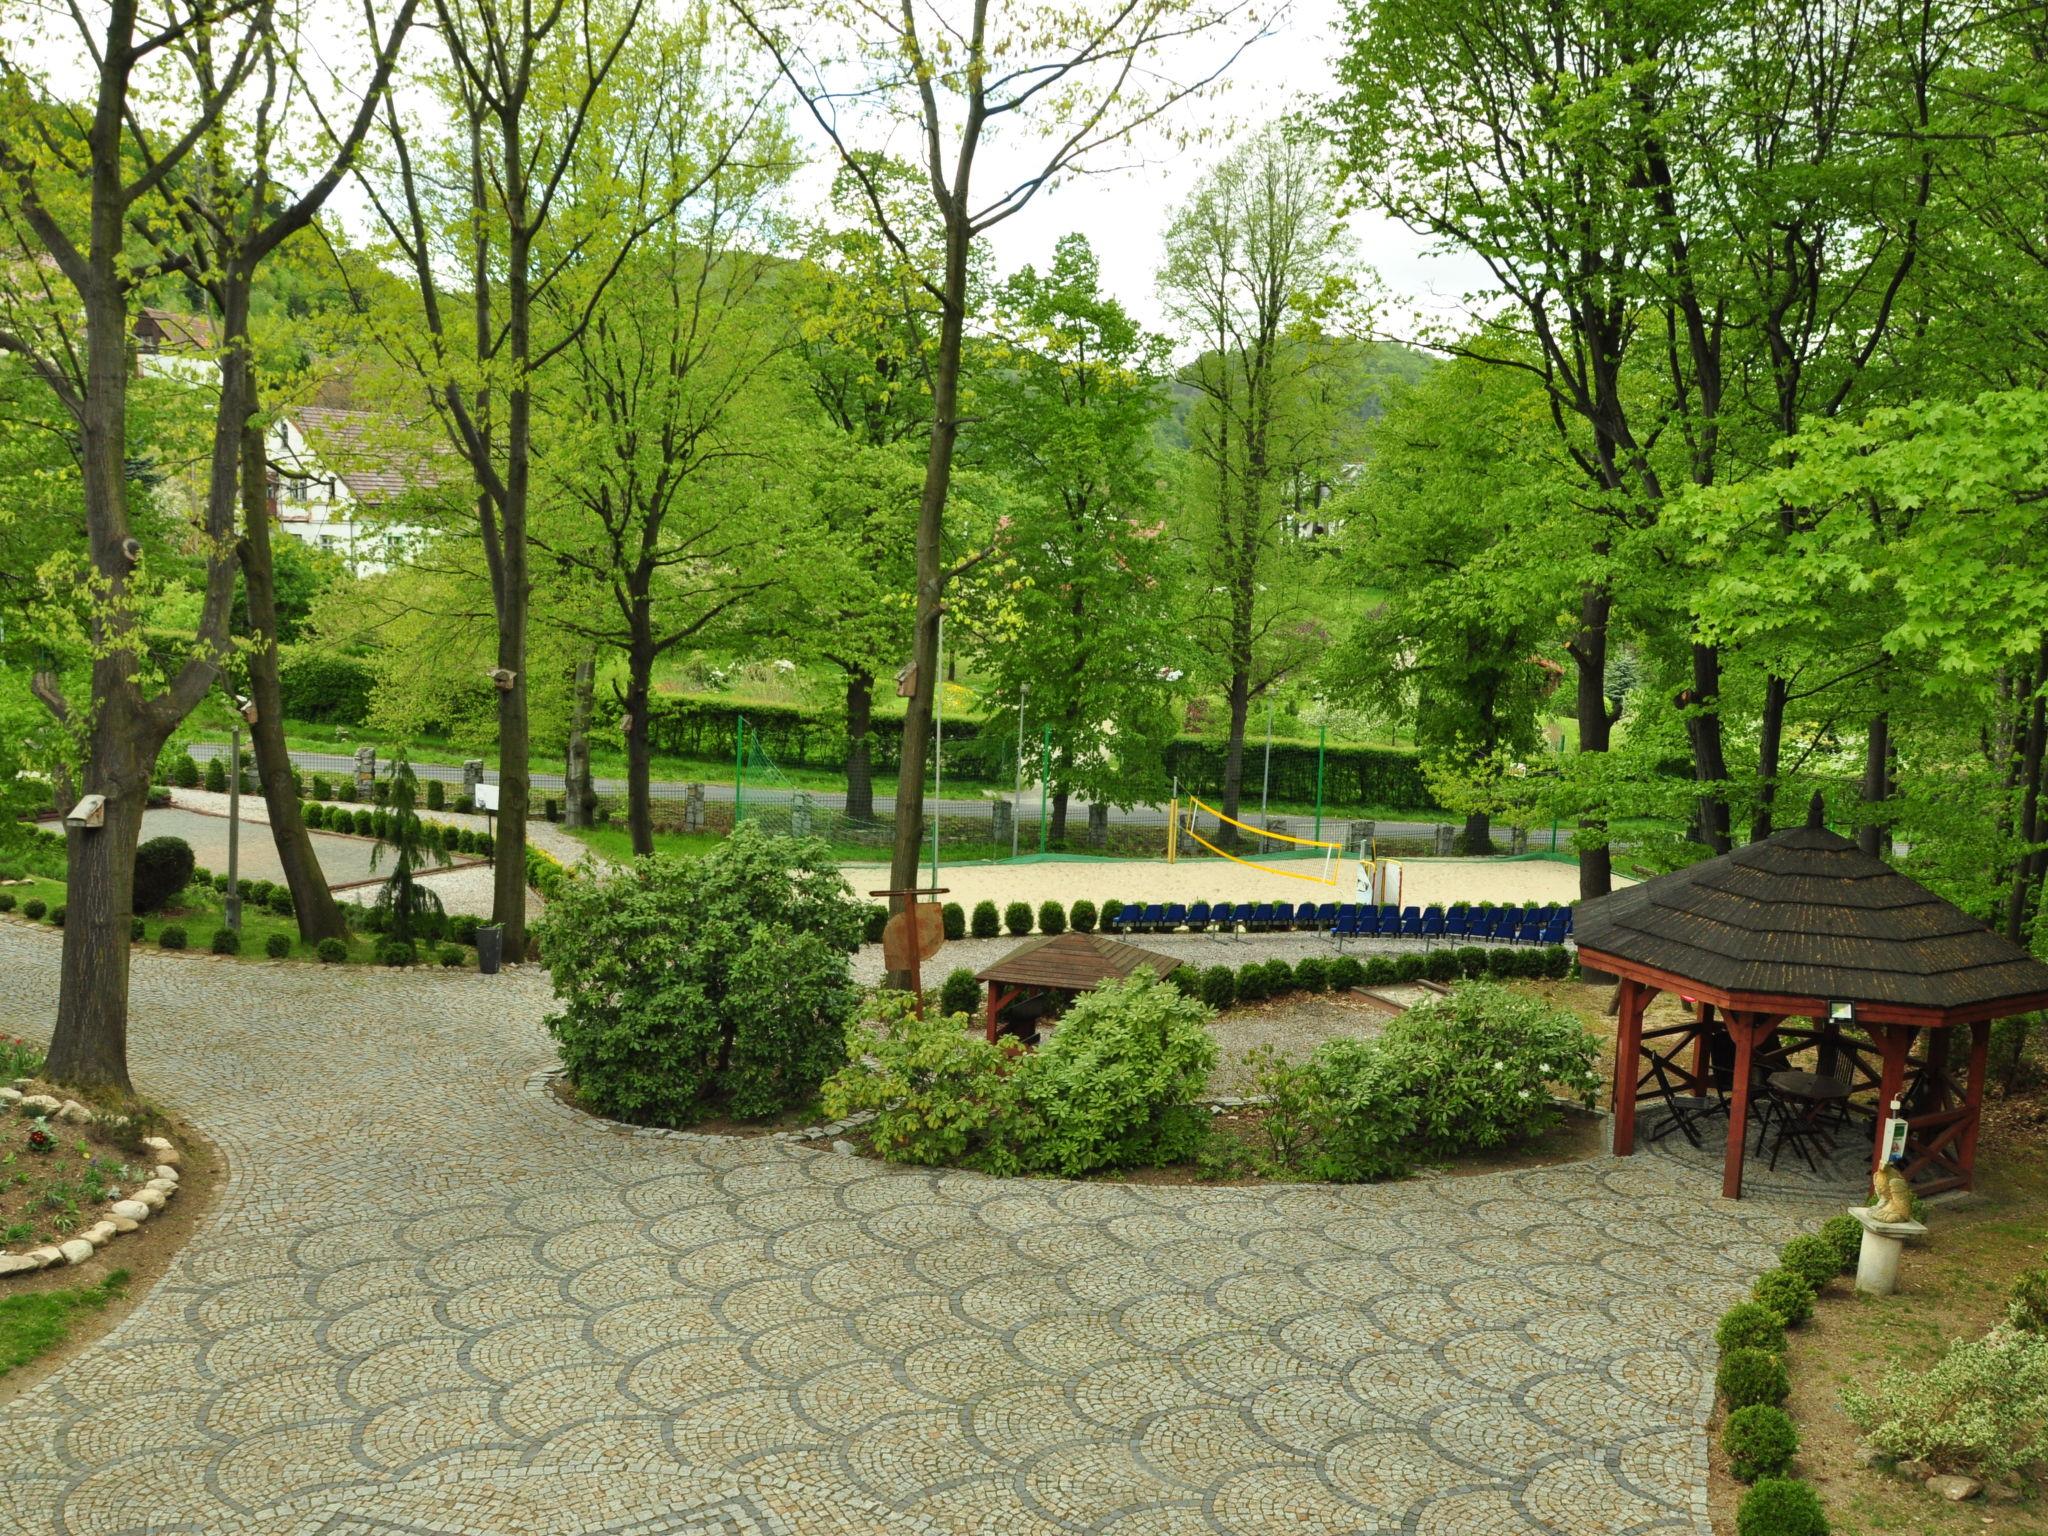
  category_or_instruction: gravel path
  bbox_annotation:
[0,920,1827,1536]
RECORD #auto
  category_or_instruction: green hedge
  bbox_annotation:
[1161,737,1435,810]
[278,649,375,724]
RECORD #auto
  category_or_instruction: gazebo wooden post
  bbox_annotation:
[1872,1023,1911,1171]
[1959,1019,1991,1189]
[1612,978,1647,1156]
[1721,1011,1767,1201]
[985,981,1000,1045]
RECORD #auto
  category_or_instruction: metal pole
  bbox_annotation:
[931,616,941,886]
[225,721,242,930]
[1314,718,1325,847]
[1012,683,1026,861]
[733,717,743,826]
[1038,724,1050,854]
[1260,698,1273,815]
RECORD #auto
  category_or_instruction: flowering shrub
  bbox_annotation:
[0,1035,43,1079]
[1372,982,1602,1155]
[1841,1327,2048,1479]
[539,825,863,1125]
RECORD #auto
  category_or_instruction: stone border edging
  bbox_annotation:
[0,1081,183,1276]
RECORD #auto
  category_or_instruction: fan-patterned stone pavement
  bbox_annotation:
[0,922,1823,1536]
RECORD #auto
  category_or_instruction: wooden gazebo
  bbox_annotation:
[1577,794,2048,1199]
[977,931,1180,1044]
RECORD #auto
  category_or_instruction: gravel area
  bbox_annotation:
[850,929,1472,987]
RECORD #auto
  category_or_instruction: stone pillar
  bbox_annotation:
[991,797,1013,850]
[1264,817,1289,840]
[354,746,377,799]
[462,758,484,800]
[684,783,705,832]
[1434,823,1456,856]
[1852,1207,1927,1296]
[790,790,813,838]
[1087,802,1109,849]
[1349,820,1375,853]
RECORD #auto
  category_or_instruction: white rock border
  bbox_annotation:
[0,1078,182,1277]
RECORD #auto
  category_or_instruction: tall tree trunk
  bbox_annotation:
[885,217,969,985]
[1050,786,1070,848]
[2009,644,2047,943]
[1572,582,1614,903]
[563,650,595,830]
[1858,712,1890,858]
[1220,665,1251,849]
[844,668,875,823]
[238,426,345,942]
[1689,641,1732,854]
[1752,672,1788,842]
[625,638,654,857]
[1459,810,1494,855]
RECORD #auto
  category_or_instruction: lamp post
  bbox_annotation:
[1260,697,1273,816]
[1012,682,1027,861]
[225,720,242,930]
[931,615,942,887]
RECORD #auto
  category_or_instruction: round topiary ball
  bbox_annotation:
[939,967,980,1018]
[1716,1347,1789,1410]
[1003,901,1033,937]
[49,905,64,927]
[1735,1477,1828,1536]
[438,944,464,968]
[0,893,15,913]
[210,926,240,955]
[23,898,47,921]
[1723,1403,1799,1483]
[130,917,145,941]
[1069,899,1098,934]
[377,939,415,968]
[1200,965,1236,1010]
[940,902,965,940]
[316,937,347,964]
[1752,1268,1817,1327]
[157,924,187,950]
[265,932,292,959]
[1715,1301,1788,1356]
[1817,1214,1862,1274]
[1778,1234,1842,1292]
[1329,955,1364,990]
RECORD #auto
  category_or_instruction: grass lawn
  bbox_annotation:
[2,875,396,966]
[0,1271,128,1380]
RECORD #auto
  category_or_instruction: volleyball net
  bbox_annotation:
[1174,795,1344,885]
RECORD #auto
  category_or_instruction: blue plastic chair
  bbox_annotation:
[1293,902,1317,929]
[1335,902,1358,928]
[1421,909,1445,943]
[1445,909,1470,939]
[1139,903,1166,933]
[1163,902,1188,932]
[1332,908,1361,947]
[1541,918,1567,946]
[1188,901,1211,931]
[1378,904,1399,931]
[1230,902,1254,934]
[1315,902,1337,930]
[1399,906,1424,938]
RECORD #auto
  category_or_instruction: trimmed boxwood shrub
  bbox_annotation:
[970,900,1001,939]
[1485,946,1517,977]
[1328,955,1364,990]
[940,967,980,1018]
[1099,898,1124,929]
[358,904,390,934]
[0,893,15,913]
[173,753,201,787]
[1817,1214,1862,1274]
[133,835,196,914]
[476,832,494,858]
[49,904,64,927]
[426,779,445,810]
[377,938,416,967]
[1164,964,1202,998]
[1451,946,1487,979]
[130,917,144,940]
[941,902,966,940]
[1069,899,1097,933]
[1362,956,1396,986]
[311,774,331,799]
[338,780,358,802]
[204,755,227,792]
[1391,954,1426,983]
[210,926,241,955]
[1422,949,1458,983]
[1293,956,1330,993]
[1778,1234,1842,1292]
[22,898,46,921]
[1723,1404,1798,1483]
[303,801,326,829]
[438,944,465,968]
[158,924,187,950]
[1543,944,1574,979]
[1735,1478,1828,1536]
[1037,900,1065,936]
[1200,965,1236,1009]
[1717,1347,1790,1409]
[212,872,230,893]
[353,808,375,836]
[1752,1268,1816,1327]
[862,904,890,944]
[1003,901,1033,936]
[267,886,294,917]
[1716,1301,1788,1356]
[265,933,292,958]
[450,914,481,946]
[1235,962,1269,1002]
[1260,959,1296,994]
[316,937,347,963]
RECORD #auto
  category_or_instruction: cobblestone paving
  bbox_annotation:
[0,922,1825,1536]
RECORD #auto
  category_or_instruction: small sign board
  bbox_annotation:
[881,902,945,970]
[1880,1099,1910,1163]
[474,782,500,812]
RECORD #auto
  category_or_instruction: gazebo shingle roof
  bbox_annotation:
[974,931,1179,992]
[1575,797,2048,1015]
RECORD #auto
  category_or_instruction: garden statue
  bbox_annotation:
[1871,1159,1914,1222]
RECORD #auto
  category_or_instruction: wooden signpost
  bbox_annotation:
[871,886,947,1014]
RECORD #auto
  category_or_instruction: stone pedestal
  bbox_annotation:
[1264,817,1289,840]
[790,790,813,838]
[1509,825,1529,855]
[1349,821,1375,854]
[462,758,484,799]
[684,783,705,832]
[991,798,1013,849]
[1852,1205,1928,1296]
[1434,823,1456,856]
[1087,803,1109,849]
[354,745,377,799]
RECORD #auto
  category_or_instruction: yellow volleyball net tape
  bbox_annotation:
[1180,796,1343,885]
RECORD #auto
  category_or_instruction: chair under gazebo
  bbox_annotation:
[976,931,1181,1045]
[1576,794,2048,1199]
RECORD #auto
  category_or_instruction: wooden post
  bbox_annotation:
[1613,978,1645,1155]
[1688,999,1709,1086]
[1873,1023,1910,1172]
[1723,1012,1758,1200]
[985,981,1000,1045]
[1959,1020,1991,1190]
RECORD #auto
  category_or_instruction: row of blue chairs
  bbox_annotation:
[1108,901,1572,946]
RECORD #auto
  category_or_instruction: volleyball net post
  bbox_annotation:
[1179,795,1344,885]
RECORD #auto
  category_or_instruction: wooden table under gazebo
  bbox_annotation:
[977,931,1181,1044]
[1576,794,2048,1200]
